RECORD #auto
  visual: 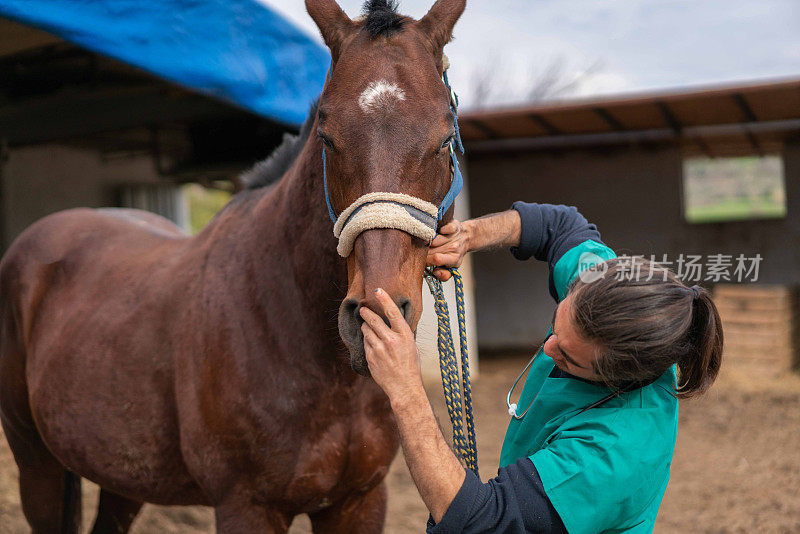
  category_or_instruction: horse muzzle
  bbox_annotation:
[338,292,416,377]
[336,222,424,376]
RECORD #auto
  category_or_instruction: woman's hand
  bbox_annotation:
[427,220,472,281]
[361,290,467,524]
[359,288,423,401]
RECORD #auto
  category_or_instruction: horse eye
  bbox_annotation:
[318,131,334,150]
[440,134,454,151]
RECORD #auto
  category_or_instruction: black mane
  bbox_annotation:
[362,0,406,38]
[242,101,317,190]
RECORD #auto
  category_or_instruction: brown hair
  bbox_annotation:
[568,256,723,398]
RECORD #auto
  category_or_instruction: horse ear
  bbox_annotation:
[417,0,466,53]
[306,0,355,61]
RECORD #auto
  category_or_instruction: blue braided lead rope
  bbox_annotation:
[424,268,479,476]
[451,270,478,471]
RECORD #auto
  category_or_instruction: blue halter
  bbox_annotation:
[322,69,465,225]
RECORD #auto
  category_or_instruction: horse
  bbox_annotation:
[0,0,466,532]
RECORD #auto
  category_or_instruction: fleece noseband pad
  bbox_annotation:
[333,192,438,257]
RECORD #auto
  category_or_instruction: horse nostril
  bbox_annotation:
[353,305,365,328]
[398,298,413,323]
[350,297,412,328]
[342,298,361,326]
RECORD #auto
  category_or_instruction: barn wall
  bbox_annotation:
[1,144,165,249]
[784,139,800,238]
[467,142,800,351]
[666,141,800,287]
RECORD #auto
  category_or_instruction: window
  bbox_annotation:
[682,156,786,223]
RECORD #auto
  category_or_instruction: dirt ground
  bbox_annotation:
[1,355,799,533]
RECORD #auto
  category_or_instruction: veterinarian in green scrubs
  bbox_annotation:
[498,237,679,533]
[360,202,724,533]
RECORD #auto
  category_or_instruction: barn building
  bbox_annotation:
[458,79,800,374]
[2,1,798,376]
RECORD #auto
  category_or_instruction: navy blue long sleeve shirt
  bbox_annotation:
[427,459,566,534]
[509,201,603,302]
[426,202,606,534]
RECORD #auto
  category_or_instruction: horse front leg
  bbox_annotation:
[214,496,291,534]
[309,481,388,534]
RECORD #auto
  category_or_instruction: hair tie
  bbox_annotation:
[690,285,701,301]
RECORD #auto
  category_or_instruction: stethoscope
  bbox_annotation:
[506,333,638,419]
[506,351,539,419]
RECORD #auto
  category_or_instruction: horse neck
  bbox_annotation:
[269,139,338,256]
[198,133,347,348]
[259,135,344,289]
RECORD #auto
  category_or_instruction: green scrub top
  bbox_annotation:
[499,239,679,534]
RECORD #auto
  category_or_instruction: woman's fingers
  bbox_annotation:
[362,325,380,350]
[359,306,391,337]
[430,235,451,248]
[430,220,460,247]
[433,267,452,281]
[429,252,462,268]
[428,242,459,258]
[373,288,409,333]
[359,291,409,337]
[438,220,460,235]
[362,329,386,369]
[362,321,385,345]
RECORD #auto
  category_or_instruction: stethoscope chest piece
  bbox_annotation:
[506,352,538,420]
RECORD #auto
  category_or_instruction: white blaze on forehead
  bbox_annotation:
[358,80,406,112]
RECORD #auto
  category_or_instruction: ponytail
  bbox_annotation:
[676,288,724,398]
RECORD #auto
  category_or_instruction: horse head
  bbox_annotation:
[307,0,466,375]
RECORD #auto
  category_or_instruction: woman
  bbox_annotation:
[359,202,723,533]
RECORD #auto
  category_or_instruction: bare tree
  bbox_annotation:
[467,55,603,109]
[526,56,603,102]
[468,54,508,109]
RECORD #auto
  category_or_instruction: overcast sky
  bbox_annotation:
[262,0,799,109]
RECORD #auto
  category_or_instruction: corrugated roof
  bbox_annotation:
[459,77,800,157]
[0,0,329,126]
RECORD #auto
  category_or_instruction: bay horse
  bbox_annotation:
[0,0,466,532]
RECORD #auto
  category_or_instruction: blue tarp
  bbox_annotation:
[0,0,329,126]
